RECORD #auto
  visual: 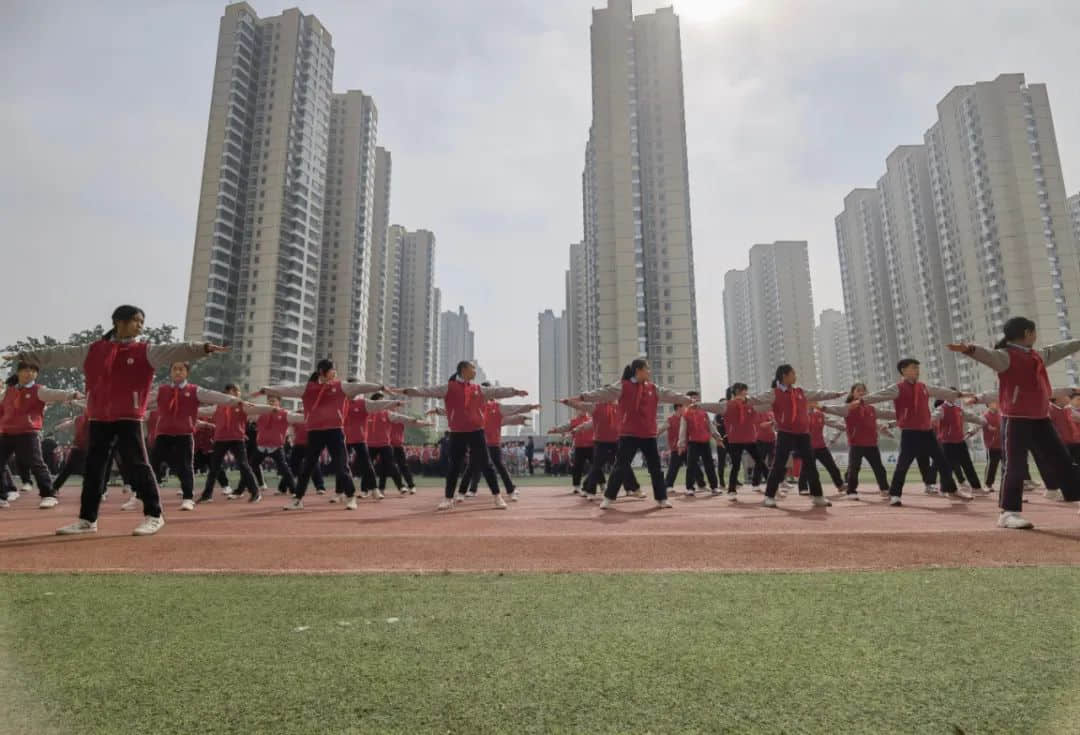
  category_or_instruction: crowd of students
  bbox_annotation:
[2,306,1079,534]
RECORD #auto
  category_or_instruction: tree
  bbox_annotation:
[4,323,178,435]
[188,350,244,392]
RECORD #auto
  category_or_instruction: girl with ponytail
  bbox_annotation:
[577,358,694,509]
[948,316,1080,529]
[258,359,385,510]
[740,364,845,508]
[400,360,528,511]
[4,305,226,536]
[820,382,896,498]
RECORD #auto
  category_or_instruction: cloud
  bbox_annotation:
[3,0,1078,402]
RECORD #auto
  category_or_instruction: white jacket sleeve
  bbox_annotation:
[12,344,90,370]
[697,401,726,414]
[1041,339,1080,367]
[656,386,693,405]
[862,385,899,405]
[580,383,621,403]
[481,386,524,400]
[498,403,534,417]
[261,383,307,398]
[402,385,450,399]
[36,387,80,404]
[196,387,241,406]
[963,346,1010,373]
[343,382,383,397]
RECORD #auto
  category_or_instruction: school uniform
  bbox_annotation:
[580,379,692,504]
[17,338,215,530]
[747,387,844,500]
[933,402,987,490]
[262,380,383,502]
[0,382,78,500]
[822,402,894,494]
[753,413,776,486]
[197,402,267,501]
[960,340,1080,515]
[678,405,721,491]
[798,409,847,491]
[478,402,532,493]
[982,409,1003,487]
[151,381,236,501]
[403,379,521,503]
[1049,401,1080,465]
[699,398,767,493]
[864,380,964,499]
[343,396,401,495]
[390,422,415,490]
[285,422,325,493]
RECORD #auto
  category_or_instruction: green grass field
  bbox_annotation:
[3,569,1078,734]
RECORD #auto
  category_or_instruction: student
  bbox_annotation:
[149,362,239,511]
[367,404,431,500]
[5,305,224,535]
[551,406,596,495]
[50,405,90,493]
[560,397,643,500]
[0,364,81,508]
[821,384,896,499]
[697,383,768,500]
[578,358,693,509]
[676,391,723,496]
[660,404,690,491]
[753,410,777,488]
[932,396,988,494]
[389,415,417,494]
[713,406,729,489]
[259,359,384,510]
[195,385,276,504]
[476,392,537,500]
[743,366,844,507]
[400,361,527,511]
[947,316,1080,529]
[238,394,305,499]
[862,359,969,506]
[800,402,848,496]
[343,389,404,502]
[455,410,531,500]
[1049,394,1080,469]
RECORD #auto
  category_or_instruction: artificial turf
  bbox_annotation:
[2,568,1078,734]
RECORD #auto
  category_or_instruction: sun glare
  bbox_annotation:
[674,0,748,23]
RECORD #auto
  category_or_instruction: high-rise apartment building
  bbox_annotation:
[816,309,854,392]
[722,242,817,394]
[185,3,335,391]
[316,90,377,380]
[538,309,570,434]
[877,145,957,388]
[439,306,475,383]
[566,241,598,396]
[391,230,437,398]
[721,269,755,389]
[364,147,392,382]
[584,0,700,390]
[835,189,898,390]
[925,73,1078,391]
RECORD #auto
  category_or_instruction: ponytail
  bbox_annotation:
[995,316,1036,350]
[620,364,634,381]
[845,382,867,403]
[622,358,648,382]
[103,305,145,341]
[310,358,334,383]
[771,364,794,389]
[4,374,17,387]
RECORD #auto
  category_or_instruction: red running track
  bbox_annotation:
[1,485,1079,573]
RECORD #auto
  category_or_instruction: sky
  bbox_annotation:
[3,0,1079,399]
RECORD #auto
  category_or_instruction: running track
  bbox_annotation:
[2,485,1079,573]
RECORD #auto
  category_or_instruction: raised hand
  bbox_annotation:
[204,343,229,354]
[514,389,528,397]
[946,343,972,353]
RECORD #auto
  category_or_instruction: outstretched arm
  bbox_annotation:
[697,401,727,414]
[947,343,1009,372]
[803,390,846,402]
[861,385,899,405]
[342,381,384,397]
[196,387,241,406]
[1041,339,1080,367]
[579,383,621,403]
[400,385,450,399]
[258,384,307,399]
[5,344,90,370]
[37,387,82,404]
[499,403,539,417]
[147,342,226,369]
[656,386,694,405]
[481,385,528,400]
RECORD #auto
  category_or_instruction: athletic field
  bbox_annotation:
[2,479,1079,733]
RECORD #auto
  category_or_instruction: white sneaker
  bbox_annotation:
[399,488,409,495]
[752,485,762,493]
[572,487,581,495]
[727,491,738,502]
[121,496,140,511]
[494,495,508,509]
[221,486,233,497]
[7,491,20,502]
[179,499,195,511]
[1023,480,1040,491]
[275,489,287,496]
[345,497,358,510]
[997,511,1033,530]
[408,487,416,495]
[1045,489,1064,502]
[950,487,974,501]
[466,491,476,499]
[329,494,341,503]
[510,491,520,502]
[582,493,594,502]
[132,515,165,536]
[762,496,777,508]
[437,499,454,511]
[374,490,385,501]
[283,498,304,511]
[960,483,972,493]
[781,482,795,490]
[176,489,183,496]
[21,482,33,492]
[889,496,902,507]
[39,496,59,509]
[924,485,939,495]
[632,489,646,499]
[360,491,370,499]
[599,497,614,509]
[711,489,722,496]
[56,519,97,535]
[685,489,695,497]
[779,489,789,498]
[846,492,860,501]
[0,498,8,508]
[811,496,832,508]
[655,499,673,509]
